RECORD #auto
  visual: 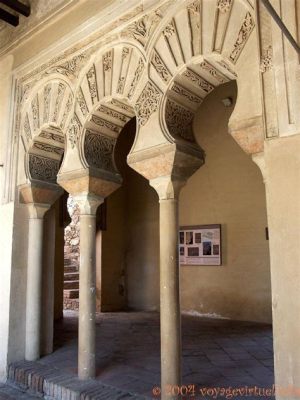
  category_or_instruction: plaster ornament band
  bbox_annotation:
[135,81,161,126]
[217,0,232,13]
[260,46,273,73]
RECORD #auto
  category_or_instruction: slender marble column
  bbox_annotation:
[73,194,103,380]
[151,177,185,400]
[25,204,50,361]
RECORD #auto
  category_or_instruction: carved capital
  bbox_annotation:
[252,152,266,184]
[26,203,50,219]
[128,143,204,183]
[150,176,186,200]
[72,193,103,216]
[19,181,63,206]
[58,168,121,199]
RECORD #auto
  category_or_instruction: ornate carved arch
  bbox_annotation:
[20,77,74,183]
[144,0,263,154]
[60,42,149,180]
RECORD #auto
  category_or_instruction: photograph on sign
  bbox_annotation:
[179,224,221,266]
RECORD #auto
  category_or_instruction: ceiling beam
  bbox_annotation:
[0,0,30,17]
[0,7,19,26]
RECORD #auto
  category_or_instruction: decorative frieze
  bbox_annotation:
[84,130,116,172]
[182,68,214,93]
[77,88,89,116]
[53,83,66,123]
[103,50,113,72]
[187,1,201,14]
[98,105,130,124]
[163,21,176,39]
[165,99,195,142]
[86,65,98,104]
[31,95,40,131]
[117,77,126,94]
[217,0,232,13]
[24,113,31,141]
[110,99,134,115]
[260,46,273,73]
[33,142,64,156]
[29,154,60,183]
[45,52,88,78]
[67,115,81,149]
[128,58,145,99]
[135,82,161,126]
[151,50,172,83]
[91,115,121,135]
[43,84,52,124]
[230,12,255,64]
[40,131,65,144]
[199,60,228,84]
[121,10,162,47]
[171,82,202,104]
[60,94,73,129]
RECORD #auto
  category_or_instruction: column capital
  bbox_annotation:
[27,203,50,219]
[150,176,186,200]
[252,152,267,184]
[72,193,103,215]
[19,181,63,206]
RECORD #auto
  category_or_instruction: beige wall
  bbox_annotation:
[101,120,159,312]
[99,82,271,323]
[264,133,300,390]
[180,81,271,323]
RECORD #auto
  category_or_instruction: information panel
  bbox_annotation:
[179,224,222,266]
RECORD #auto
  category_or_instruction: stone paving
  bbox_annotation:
[8,311,274,399]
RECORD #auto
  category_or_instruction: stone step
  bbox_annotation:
[8,361,146,400]
[64,280,79,290]
[64,265,78,273]
[64,256,79,265]
[64,272,79,281]
[64,289,79,299]
[0,383,41,399]
[64,298,79,311]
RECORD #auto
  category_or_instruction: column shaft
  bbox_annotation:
[78,214,97,379]
[159,198,181,399]
[25,217,44,361]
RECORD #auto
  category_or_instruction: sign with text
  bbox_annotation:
[179,224,222,266]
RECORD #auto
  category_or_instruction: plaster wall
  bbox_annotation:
[100,82,271,322]
[264,133,300,391]
[101,120,160,312]
[180,82,271,323]
[0,203,14,381]
[6,204,28,375]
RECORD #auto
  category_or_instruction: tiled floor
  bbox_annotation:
[35,311,274,399]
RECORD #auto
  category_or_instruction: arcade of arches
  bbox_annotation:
[0,1,300,399]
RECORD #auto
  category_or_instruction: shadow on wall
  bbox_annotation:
[180,81,272,323]
[100,118,160,312]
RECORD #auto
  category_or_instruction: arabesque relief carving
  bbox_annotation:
[29,154,60,183]
[165,99,195,142]
[135,81,161,126]
[84,130,116,172]
[230,12,255,64]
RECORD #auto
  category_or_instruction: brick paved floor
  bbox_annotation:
[41,311,274,399]
[6,311,274,399]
